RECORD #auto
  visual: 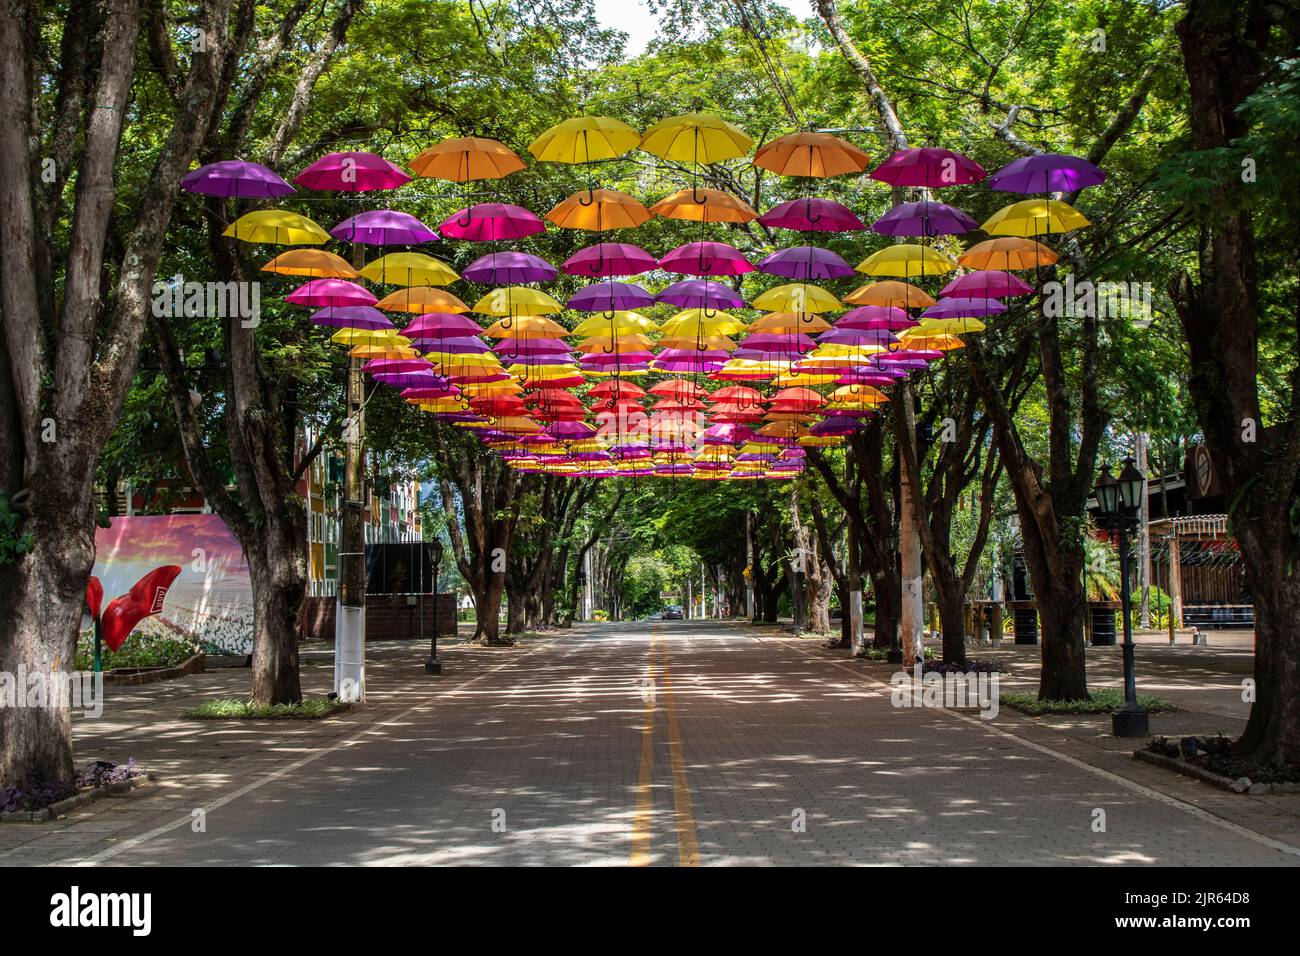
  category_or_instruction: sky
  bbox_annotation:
[592,0,810,58]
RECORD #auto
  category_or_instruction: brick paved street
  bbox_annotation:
[1,620,1297,866]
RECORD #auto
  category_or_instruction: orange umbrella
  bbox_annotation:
[753,131,870,178]
[843,280,936,310]
[650,187,757,223]
[546,188,651,231]
[374,287,469,314]
[261,249,358,278]
[959,237,1058,271]
[409,136,524,181]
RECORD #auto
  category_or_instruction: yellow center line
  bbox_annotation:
[660,635,700,867]
[629,629,658,867]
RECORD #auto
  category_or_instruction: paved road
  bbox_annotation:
[6,620,1298,866]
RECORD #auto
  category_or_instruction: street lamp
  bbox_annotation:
[425,538,444,675]
[1093,458,1149,737]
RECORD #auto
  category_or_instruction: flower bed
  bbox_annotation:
[0,759,152,822]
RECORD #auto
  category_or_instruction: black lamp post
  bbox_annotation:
[1094,457,1149,737]
[425,538,444,675]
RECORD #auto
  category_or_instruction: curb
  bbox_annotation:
[104,653,206,686]
[1132,749,1300,795]
[0,771,159,823]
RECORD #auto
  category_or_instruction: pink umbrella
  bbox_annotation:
[757,198,865,232]
[940,270,1034,298]
[835,306,917,330]
[285,279,377,308]
[869,147,985,188]
[402,312,483,336]
[659,241,754,276]
[294,152,411,192]
[439,203,544,242]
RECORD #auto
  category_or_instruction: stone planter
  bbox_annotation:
[0,772,158,823]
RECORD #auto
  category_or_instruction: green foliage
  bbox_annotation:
[74,629,199,671]
[185,697,348,720]
[0,495,34,565]
[1002,688,1175,715]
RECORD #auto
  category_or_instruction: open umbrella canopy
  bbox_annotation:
[941,270,1034,298]
[981,199,1091,236]
[570,312,658,336]
[563,243,657,277]
[836,305,917,330]
[757,246,854,280]
[856,244,958,277]
[182,160,294,198]
[870,147,986,188]
[294,151,410,191]
[439,203,545,241]
[286,278,376,308]
[987,153,1105,193]
[401,312,484,337]
[309,306,393,330]
[224,210,329,244]
[640,113,752,162]
[528,116,641,163]
[547,188,651,230]
[409,136,525,181]
[921,297,1006,318]
[261,249,357,278]
[473,286,563,316]
[959,237,1058,270]
[567,281,656,312]
[374,287,469,313]
[871,200,978,237]
[844,280,935,309]
[657,279,747,310]
[462,251,556,284]
[758,197,865,232]
[330,210,438,245]
[360,252,458,286]
[749,311,832,333]
[751,282,842,313]
[482,315,569,338]
[659,241,753,276]
[752,131,870,178]
[650,188,758,223]
[661,310,747,336]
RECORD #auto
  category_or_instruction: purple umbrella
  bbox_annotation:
[330,210,438,245]
[818,327,899,346]
[181,160,294,198]
[295,152,411,192]
[568,281,656,312]
[922,297,1007,318]
[286,278,376,308]
[546,421,598,441]
[439,203,545,242]
[757,246,854,280]
[812,416,865,436]
[941,270,1034,298]
[743,332,818,351]
[758,198,865,232]
[462,251,556,285]
[409,336,491,354]
[308,306,393,330]
[659,241,754,277]
[492,337,572,355]
[498,351,576,365]
[657,279,746,310]
[563,243,658,278]
[987,153,1105,194]
[870,147,986,188]
[835,306,917,330]
[871,201,978,237]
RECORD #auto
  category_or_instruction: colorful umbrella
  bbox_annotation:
[294,151,410,192]
[309,306,393,330]
[563,243,657,277]
[941,270,1034,298]
[870,147,985,188]
[474,287,564,317]
[959,237,1058,270]
[843,280,935,309]
[359,252,457,286]
[546,188,651,231]
[567,282,656,312]
[650,188,758,223]
[528,116,641,163]
[462,252,557,285]
[261,249,358,278]
[659,241,754,276]
[640,113,752,163]
[987,153,1105,194]
[657,279,746,310]
[981,199,1090,237]
[409,136,525,181]
[181,160,294,198]
[757,246,854,280]
[439,203,545,242]
[921,297,1006,318]
[758,198,865,232]
[330,210,438,245]
[752,131,870,178]
[871,200,978,237]
[223,210,329,245]
[286,278,377,308]
[856,244,957,277]
[751,283,841,313]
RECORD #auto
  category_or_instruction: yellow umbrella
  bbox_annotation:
[224,210,329,245]
[808,343,886,358]
[330,328,411,347]
[261,249,358,278]
[661,309,746,336]
[528,116,641,163]
[374,287,469,314]
[640,113,752,163]
[856,244,958,278]
[494,416,545,434]
[546,188,651,231]
[508,363,581,379]
[473,286,563,317]
[748,311,832,334]
[348,344,420,360]
[843,280,936,309]
[424,352,502,367]
[577,334,655,352]
[829,384,888,403]
[772,371,840,387]
[570,312,659,336]
[752,131,870,178]
[463,380,523,396]
[981,199,1090,237]
[758,420,810,438]
[798,435,845,447]
[649,187,757,223]
[915,317,986,335]
[751,283,842,313]
[658,335,738,351]
[360,252,458,287]
[899,330,966,351]
[959,236,1059,270]
[408,136,525,181]
[482,315,568,338]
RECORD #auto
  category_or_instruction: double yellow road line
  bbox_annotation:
[630,627,699,867]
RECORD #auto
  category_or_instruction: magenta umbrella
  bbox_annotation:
[181,160,294,198]
[922,297,1007,318]
[294,152,411,192]
[462,252,556,284]
[563,243,657,278]
[402,312,483,336]
[869,147,985,188]
[757,246,854,280]
[871,200,978,237]
[286,278,376,308]
[330,210,438,245]
[308,306,393,330]
[836,306,917,330]
[743,332,818,351]
[941,270,1034,298]
[987,153,1105,194]
[659,241,754,277]
[818,327,899,347]
[407,336,491,354]
[439,203,544,242]
[758,198,865,232]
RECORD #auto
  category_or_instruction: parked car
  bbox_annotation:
[660,605,683,620]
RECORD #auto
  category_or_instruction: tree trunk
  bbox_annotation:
[870,569,899,650]
[934,579,968,667]
[247,524,305,706]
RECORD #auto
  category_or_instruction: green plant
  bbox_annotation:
[75,628,199,671]
[1083,534,1120,601]
[592,609,609,621]
[1001,688,1176,715]
[185,697,348,719]
[0,494,34,565]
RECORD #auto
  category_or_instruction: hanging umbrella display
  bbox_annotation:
[546,188,651,230]
[987,153,1105,194]
[843,280,935,310]
[856,244,957,277]
[563,243,657,277]
[375,287,469,314]
[473,287,563,317]
[409,136,525,181]
[659,241,753,276]
[921,297,1006,318]
[309,306,393,331]
[261,249,358,278]
[294,151,410,192]
[462,251,557,285]
[528,116,641,163]
[757,246,854,281]
[959,237,1058,271]
[285,278,377,308]
[869,147,986,188]
[224,210,329,244]
[567,282,656,312]
[330,210,439,245]
[439,203,545,241]
[650,187,758,223]
[758,198,865,232]
[360,252,458,286]
[981,199,1090,237]
[751,283,841,314]
[640,113,752,163]
[941,270,1034,298]
[657,280,746,311]
[871,200,978,237]
[752,131,870,178]
[182,160,294,197]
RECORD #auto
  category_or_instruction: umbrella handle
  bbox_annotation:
[578,187,596,207]
[456,207,474,228]
[800,311,815,325]
[703,306,718,319]
[500,314,513,330]
[691,185,708,205]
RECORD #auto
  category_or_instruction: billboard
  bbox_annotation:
[90,514,253,655]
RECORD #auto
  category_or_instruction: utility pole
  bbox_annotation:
[335,243,367,701]
[745,511,755,621]
[898,380,924,667]
[1136,433,1151,628]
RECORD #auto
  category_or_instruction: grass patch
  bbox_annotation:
[185,697,349,720]
[76,629,199,671]
[1001,688,1176,716]
[856,646,936,661]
